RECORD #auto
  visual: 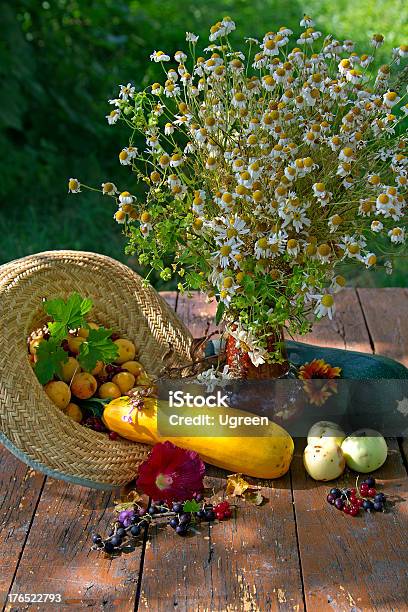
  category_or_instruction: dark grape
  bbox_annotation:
[374,493,386,503]
[363,500,374,511]
[197,510,206,519]
[334,498,344,510]
[179,513,191,525]
[159,506,168,513]
[373,502,383,512]
[138,508,147,517]
[327,494,336,505]
[204,509,216,521]
[172,502,183,513]
[130,525,141,536]
[110,535,122,547]
[175,525,188,536]
[131,516,140,525]
[330,488,341,498]
[169,518,179,529]
[116,528,126,538]
[365,476,376,488]
[148,505,157,515]
[92,534,102,545]
[194,493,203,502]
[104,541,115,553]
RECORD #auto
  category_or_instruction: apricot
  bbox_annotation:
[67,336,85,355]
[113,339,137,364]
[112,371,136,394]
[71,372,98,399]
[98,382,121,400]
[64,402,83,423]
[44,380,71,410]
[121,361,144,377]
[60,357,81,383]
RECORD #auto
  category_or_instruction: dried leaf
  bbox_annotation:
[243,490,265,506]
[226,473,251,497]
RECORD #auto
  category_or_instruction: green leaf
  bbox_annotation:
[34,338,69,385]
[77,396,111,417]
[183,499,201,513]
[78,326,119,372]
[44,293,93,340]
[215,301,225,325]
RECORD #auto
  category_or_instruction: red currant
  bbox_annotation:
[216,512,225,520]
[224,509,232,519]
[356,498,364,508]
[349,488,357,496]
[349,506,359,517]
[368,488,377,497]
[343,505,351,514]
[109,431,119,441]
[360,484,369,495]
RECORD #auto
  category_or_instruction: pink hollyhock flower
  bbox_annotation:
[136,441,205,502]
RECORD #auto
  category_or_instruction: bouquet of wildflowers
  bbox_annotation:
[70,15,407,368]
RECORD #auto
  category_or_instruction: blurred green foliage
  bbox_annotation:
[0,0,406,286]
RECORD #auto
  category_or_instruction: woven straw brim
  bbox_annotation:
[0,251,193,488]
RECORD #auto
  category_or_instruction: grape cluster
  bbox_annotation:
[91,496,233,554]
[326,476,387,517]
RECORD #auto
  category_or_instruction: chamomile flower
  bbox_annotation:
[331,275,347,293]
[388,227,405,244]
[150,50,170,62]
[106,109,120,125]
[314,293,335,320]
[186,32,199,43]
[119,83,135,100]
[114,210,126,224]
[371,220,384,233]
[68,178,80,193]
[363,252,377,268]
[300,15,314,27]
[227,323,267,367]
[119,191,134,205]
[102,182,118,195]
[174,50,187,63]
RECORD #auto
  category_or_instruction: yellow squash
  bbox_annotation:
[103,397,294,479]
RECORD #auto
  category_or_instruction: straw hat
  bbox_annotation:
[0,251,192,489]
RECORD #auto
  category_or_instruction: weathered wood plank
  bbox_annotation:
[357,288,408,470]
[6,478,142,611]
[291,438,408,611]
[138,292,305,611]
[0,447,45,608]
[357,288,408,366]
[294,288,373,353]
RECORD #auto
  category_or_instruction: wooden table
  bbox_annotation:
[1,288,407,611]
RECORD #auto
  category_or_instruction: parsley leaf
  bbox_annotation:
[44,293,93,340]
[78,327,119,372]
[34,338,69,385]
[182,499,201,513]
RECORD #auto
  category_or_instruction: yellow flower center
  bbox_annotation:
[321,295,334,307]
[220,245,232,256]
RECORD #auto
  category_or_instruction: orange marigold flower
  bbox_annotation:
[298,359,341,380]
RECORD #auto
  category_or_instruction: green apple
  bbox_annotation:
[341,429,388,473]
[307,420,346,447]
[303,439,346,481]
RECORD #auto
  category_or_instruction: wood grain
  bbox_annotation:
[0,447,45,608]
[357,288,408,366]
[6,478,142,611]
[291,438,408,611]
